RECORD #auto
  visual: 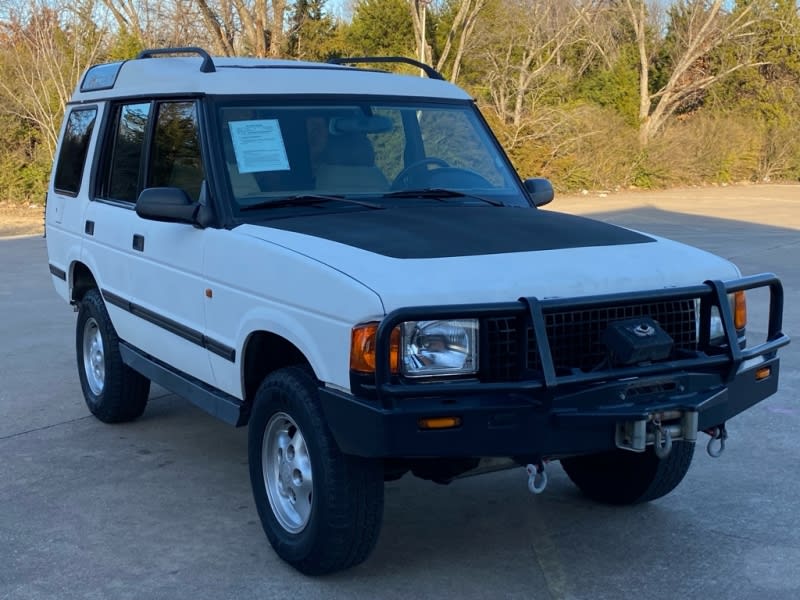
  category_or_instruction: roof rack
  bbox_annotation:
[327,56,444,80]
[136,47,216,73]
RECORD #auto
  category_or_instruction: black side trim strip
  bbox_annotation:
[119,342,245,426]
[100,289,236,362]
[204,338,237,362]
[102,289,131,311]
[48,264,67,281]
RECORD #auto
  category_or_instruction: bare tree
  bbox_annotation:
[408,0,428,65]
[476,0,597,128]
[194,0,237,55]
[406,0,487,82]
[0,3,106,156]
[190,0,294,57]
[624,0,764,145]
[99,0,209,48]
[269,0,286,56]
[435,0,486,83]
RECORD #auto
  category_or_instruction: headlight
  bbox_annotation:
[709,305,725,343]
[700,291,747,345]
[401,319,479,377]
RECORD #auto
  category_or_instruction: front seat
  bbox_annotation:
[314,133,388,193]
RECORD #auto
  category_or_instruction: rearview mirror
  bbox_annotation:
[136,187,198,224]
[523,178,554,207]
[329,115,393,135]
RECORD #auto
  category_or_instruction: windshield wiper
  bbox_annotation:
[240,194,383,212]
[382,188,503,206]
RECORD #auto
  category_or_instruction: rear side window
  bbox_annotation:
[106,103,152,203]
[54,108,97,195]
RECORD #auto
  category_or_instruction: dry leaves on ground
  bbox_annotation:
[0,203,44,237]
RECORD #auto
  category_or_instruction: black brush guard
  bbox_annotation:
[318,273,789,458]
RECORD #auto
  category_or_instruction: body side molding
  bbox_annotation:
[103,289,236,362]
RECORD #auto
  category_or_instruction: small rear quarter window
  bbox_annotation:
[54,108,97,196]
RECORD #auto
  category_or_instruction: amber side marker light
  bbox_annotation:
[418,416,462,430]
[755,367,772,381]
[734,291,747,330]
[350,323,400,374]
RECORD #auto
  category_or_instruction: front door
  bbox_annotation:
[91,99,214,385]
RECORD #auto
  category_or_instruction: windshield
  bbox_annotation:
[215,99,529,212]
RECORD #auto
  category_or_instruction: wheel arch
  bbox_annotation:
[240,330,314,420]
[70,260,98,303]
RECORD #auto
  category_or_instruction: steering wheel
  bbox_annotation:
[390,157,450,190]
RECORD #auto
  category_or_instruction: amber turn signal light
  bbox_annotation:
[350,323,400,374]
[418,416,462,430]
[734,291,747,330]
[755,367,771,381]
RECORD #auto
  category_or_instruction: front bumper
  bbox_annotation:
[319,356,781,457]
[319,273,789,459]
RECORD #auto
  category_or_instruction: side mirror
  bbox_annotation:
[523,178,554,207]
[136,187,198,224]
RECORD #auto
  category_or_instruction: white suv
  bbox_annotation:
[46,47,789,575]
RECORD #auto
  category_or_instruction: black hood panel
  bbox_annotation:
[257,206,654,259]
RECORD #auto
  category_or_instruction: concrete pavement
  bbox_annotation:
[1,186,798,599]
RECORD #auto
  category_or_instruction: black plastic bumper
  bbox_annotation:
[319,357,781,458]
[320,273,789,459]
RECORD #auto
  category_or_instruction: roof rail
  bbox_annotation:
[136,47,216,73]
[328,56,444,80]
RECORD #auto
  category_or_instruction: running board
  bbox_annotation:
[119,342,245,426]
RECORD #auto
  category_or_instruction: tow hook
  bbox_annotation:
[705,424,728,458]
[526,460,548,494]
[652,416,673,459]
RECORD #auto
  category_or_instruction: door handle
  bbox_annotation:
[84,220,94,235]
[132,234,145,252]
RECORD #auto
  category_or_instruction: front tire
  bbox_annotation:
[76,289,150,423]
[248,367,384,575]
[561,441,695,505]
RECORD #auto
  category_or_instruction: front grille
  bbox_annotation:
[485,299,698,380]
[485,316,520,381]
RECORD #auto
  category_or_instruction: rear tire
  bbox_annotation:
[76,289,150,423]
[560,441,695,505]
[248,366,384,575]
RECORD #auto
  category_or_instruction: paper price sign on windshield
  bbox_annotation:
[229,119,290,173]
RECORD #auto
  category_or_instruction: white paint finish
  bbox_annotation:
[45,220,82,303]
[77,203,209,387]
[125,218,215,384]
[235,224,742,313]
[80,201,135,320]
[73,57,469,104]
[202,228,384,396]
[45,104,106,302]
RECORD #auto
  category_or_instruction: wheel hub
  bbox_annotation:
[263,412,313,533]
[82,318,105,395]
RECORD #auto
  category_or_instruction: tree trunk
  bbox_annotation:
[195,0,236,56]
[270,0,287,57]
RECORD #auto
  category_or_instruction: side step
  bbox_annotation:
[119,342,245,426]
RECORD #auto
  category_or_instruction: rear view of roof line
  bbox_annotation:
[72,55,471,102]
